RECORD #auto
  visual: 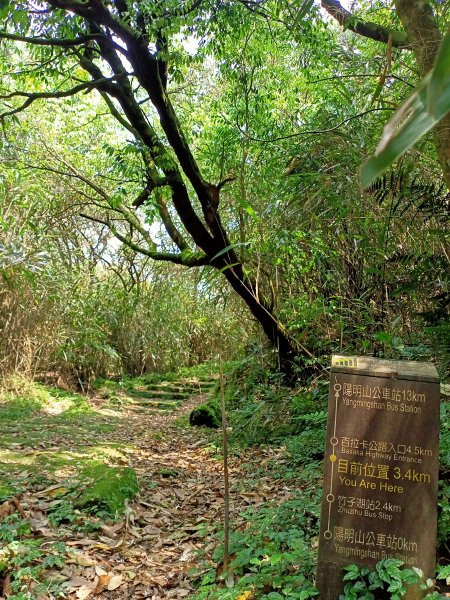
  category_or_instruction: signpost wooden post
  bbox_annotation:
[316,356,440,600]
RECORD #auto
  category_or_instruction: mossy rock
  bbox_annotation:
[76,465,138,515]
[159,467,179,478]
[189,401,221,428]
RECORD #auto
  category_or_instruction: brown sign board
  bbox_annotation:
[316,356,440,600]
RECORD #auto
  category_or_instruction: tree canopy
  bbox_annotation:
[0,0,448,381]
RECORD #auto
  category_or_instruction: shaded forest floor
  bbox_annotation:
[0,375,314,599]
[2,373,448,600]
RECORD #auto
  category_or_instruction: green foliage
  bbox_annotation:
[436,564,450,586]
[0,516,31,544]
[361,29,450,186]
[340,560,415,600]
[439,402,450,470]
[0,106,246,381]
[192,357,327,598]
[197,355,450,598]
[218,352,328,446]
[0,0,447,382]
[192,496,320,600]
[437,473,450,548]
[426,323,450,380]
[437,402,450,546]
[0,6,448,596]
[340,560,445,600]
[0,513,66,599]
[282,428,325,471]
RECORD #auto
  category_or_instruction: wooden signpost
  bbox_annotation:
[316,356,440,600]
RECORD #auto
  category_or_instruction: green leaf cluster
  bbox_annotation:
[340,559,445,600]
[0,513,66,599]
[192,496,320,599]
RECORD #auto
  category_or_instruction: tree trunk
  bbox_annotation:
[395,0,450,190]
[219,264,315,384]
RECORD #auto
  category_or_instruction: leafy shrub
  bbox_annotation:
[0,513,66,599]
[192,495,320,599]
[217,353,328,447]
[284,428,326,465]
[340,559,445,600]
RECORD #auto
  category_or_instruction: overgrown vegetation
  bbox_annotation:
[0,0,448,597]
[0,356,448,598]
[339,560,444,600]
[0,1,449,384]
[189,353,450,599]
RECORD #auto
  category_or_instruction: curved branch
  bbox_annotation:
[0,29,129,58]
[156,195,191,251]
[237,107,397,144]
[99,91,136,135]
[43,151,160,249]
[132,180,167,208]
[78,39,217,254]
[308,73,415,89]
[321,0,411,49]
[79,212,209,267]
[47,0,139,46]
[217,175,237,191]
[0,31,105,47]
[131,175,193,252]
[0,76,124,118]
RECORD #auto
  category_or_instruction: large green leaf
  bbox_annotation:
[361,29,450,188]
[428,28,450,115]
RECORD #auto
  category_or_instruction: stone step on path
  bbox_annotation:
[139,378,216,394]
[126,376,217,413]
[140,382,215,394]
[130,401,182,412]
[128,389,192,401]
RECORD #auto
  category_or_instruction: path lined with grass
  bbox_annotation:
[0,373,316,600]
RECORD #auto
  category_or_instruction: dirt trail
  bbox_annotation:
[94,394,227,599]
[87,392,289,599]
[0,384,294,600]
